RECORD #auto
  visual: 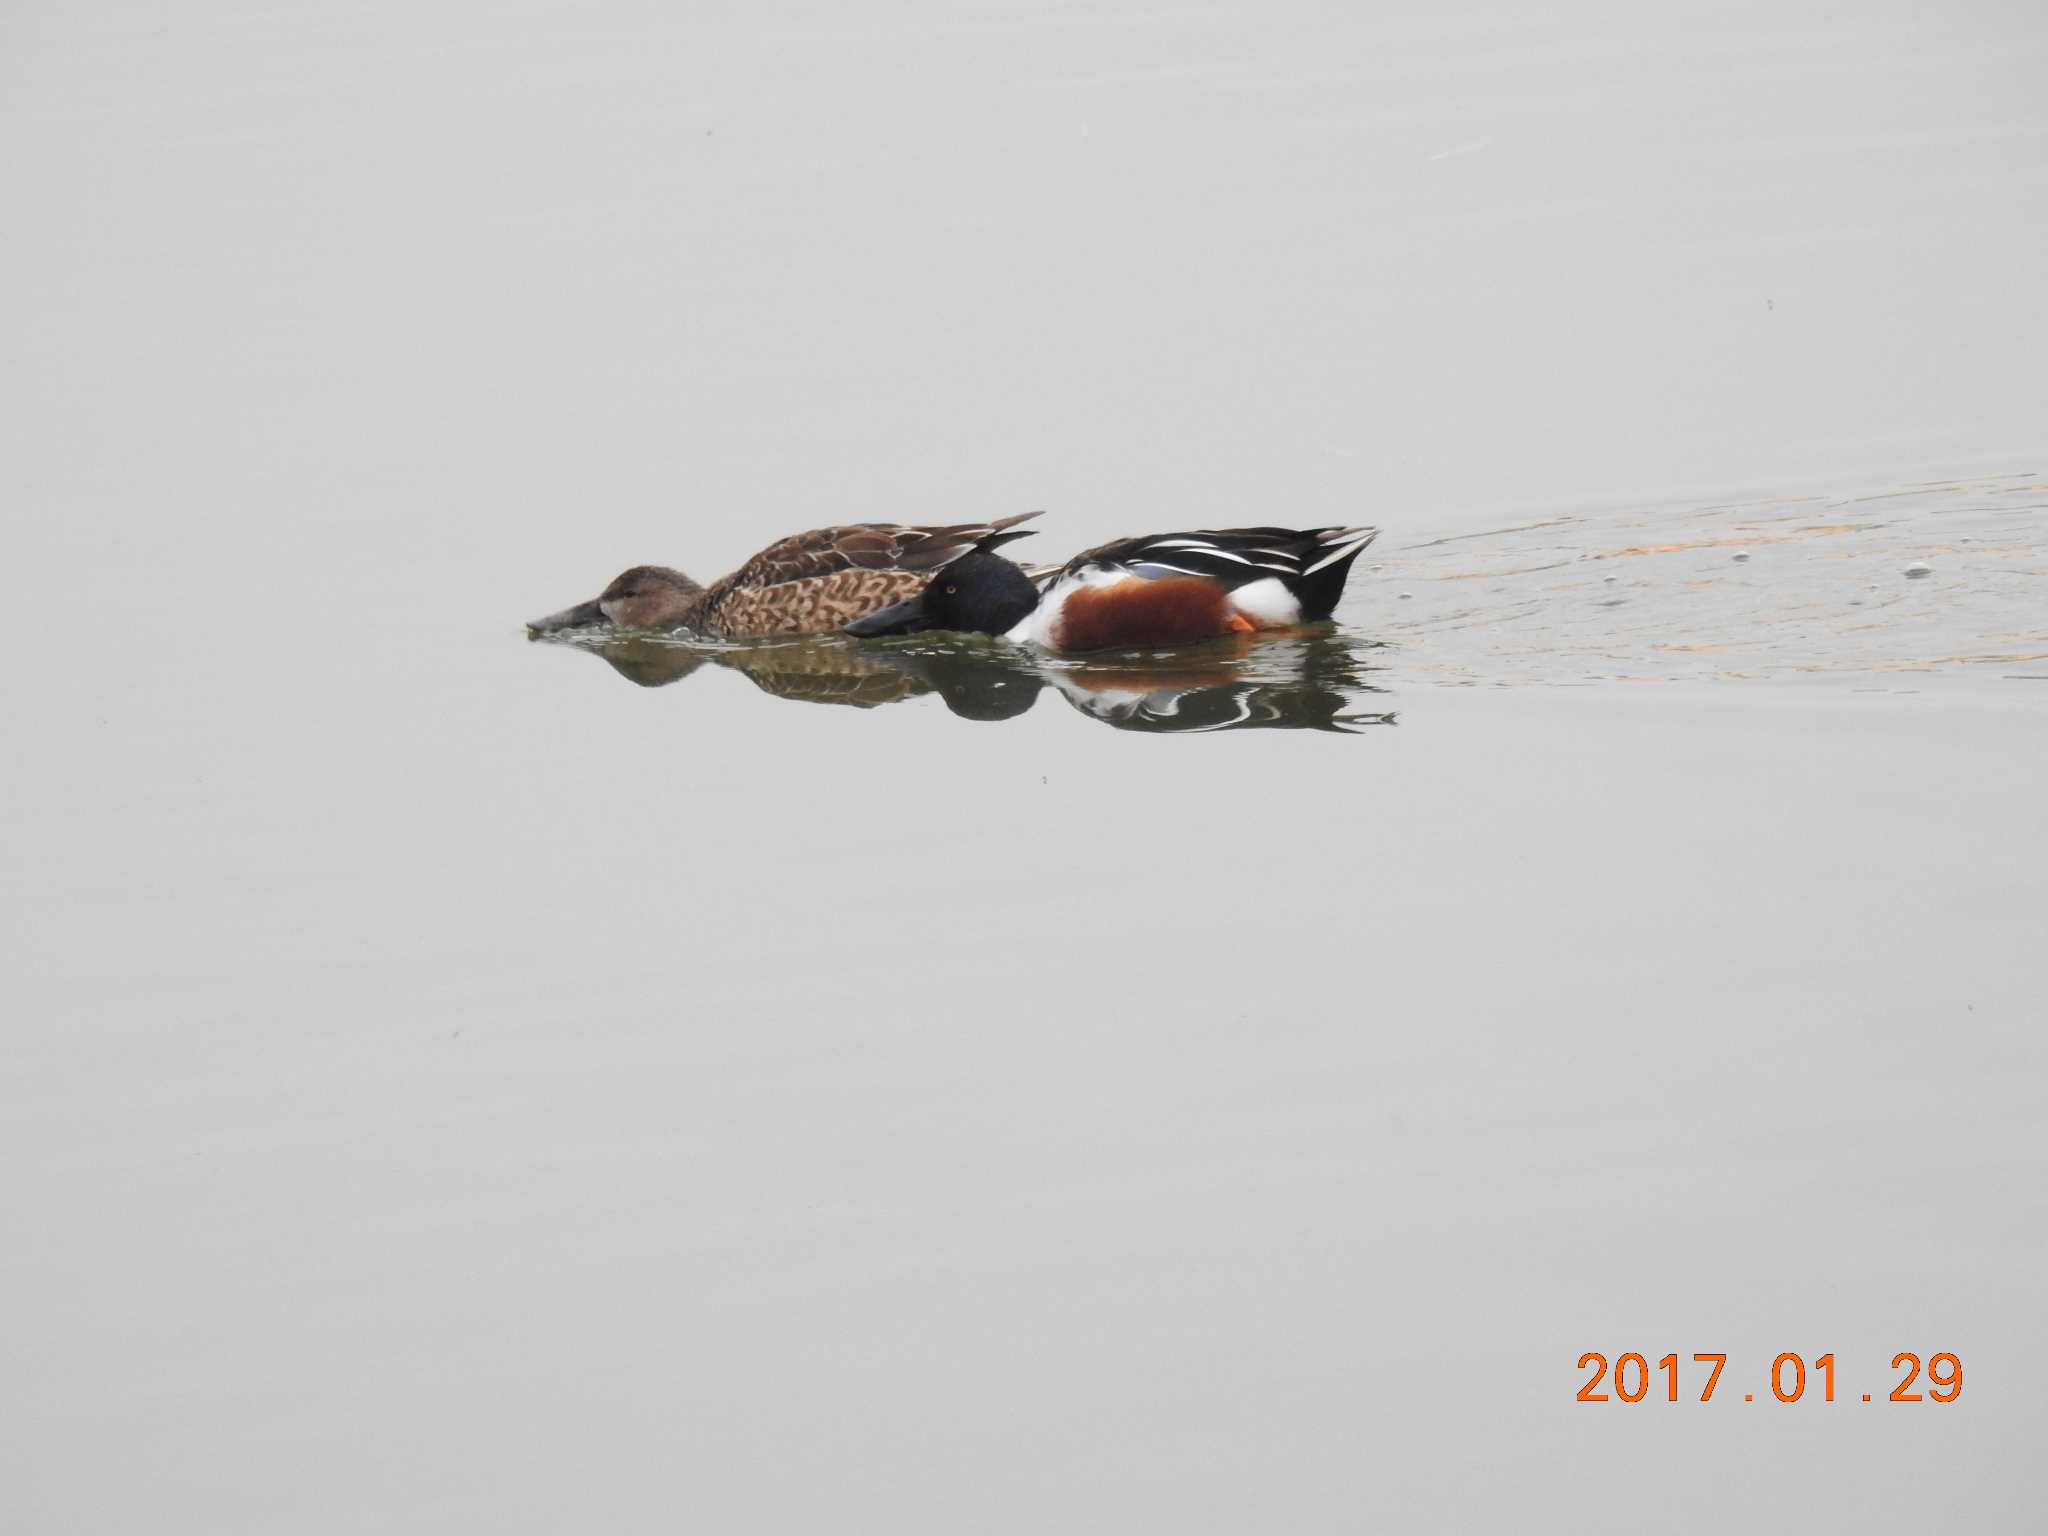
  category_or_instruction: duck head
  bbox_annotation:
[527,566,704,636]
[841,552,1040,639]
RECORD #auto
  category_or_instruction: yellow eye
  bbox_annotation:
[945,584,958,594]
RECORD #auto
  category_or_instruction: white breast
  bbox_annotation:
[1005,567,1119,648]
[1224,576,1302,627]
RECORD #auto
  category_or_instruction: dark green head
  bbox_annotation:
[841,552,1041,639]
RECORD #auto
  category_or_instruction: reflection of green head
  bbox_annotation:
[863,647,1047,723]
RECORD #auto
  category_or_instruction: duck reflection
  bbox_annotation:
[879,632,1392,732]
[530,628,1391,733]
[540,633,925,709]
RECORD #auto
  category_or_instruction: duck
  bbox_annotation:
[526,513,1041,639]
[841,525,1379,651]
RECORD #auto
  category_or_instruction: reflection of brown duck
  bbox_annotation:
[560,638,714,689]
[535,634,930,709]
[526,515,1039,639]
[719,641,928,710]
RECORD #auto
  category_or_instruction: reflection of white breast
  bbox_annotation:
[1044,673,1151,723]
[1045,672,1259,731]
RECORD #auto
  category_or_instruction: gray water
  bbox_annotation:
[5,3,2046,1531]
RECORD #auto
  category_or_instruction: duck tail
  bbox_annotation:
[1290,526,1379,621]
[972,510,1042,557]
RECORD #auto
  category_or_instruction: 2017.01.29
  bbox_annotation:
[1576,1352,1961,1404]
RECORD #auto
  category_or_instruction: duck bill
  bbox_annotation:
[842,593,933,638]
[526,597,609,637]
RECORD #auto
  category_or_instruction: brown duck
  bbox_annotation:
[526,513,1040,639]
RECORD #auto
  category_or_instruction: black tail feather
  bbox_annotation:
[1291,528,1378,621]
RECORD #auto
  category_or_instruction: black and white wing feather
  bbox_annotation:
[1067,526,1376,583]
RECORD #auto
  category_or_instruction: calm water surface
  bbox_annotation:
[5,2,2046,1531]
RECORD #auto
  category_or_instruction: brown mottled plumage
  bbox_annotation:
[526,514,1041,639]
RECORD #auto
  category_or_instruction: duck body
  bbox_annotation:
[527,514,1040,639]
[843,525,1379,651]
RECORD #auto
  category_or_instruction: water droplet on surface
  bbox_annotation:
[1602,574,1618,583]
[1732,550,1751,562]
[1397,592,1413,600]
[1904,562,1933,579]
